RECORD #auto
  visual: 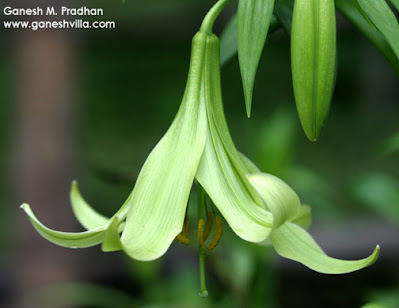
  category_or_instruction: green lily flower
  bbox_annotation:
[21,0,379,294]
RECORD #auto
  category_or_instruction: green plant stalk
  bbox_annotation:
[200,0,232,34]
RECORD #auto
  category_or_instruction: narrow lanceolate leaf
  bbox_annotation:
[291,0,336,141]
[21,204,106,248]
[238,0,276,117]
[336,0,399,75]
[356,0,399,59]
[271,222,380,274]
[220,13,280,67]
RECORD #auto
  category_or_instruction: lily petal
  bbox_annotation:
[291,205,312,229]
[196,34,273,243]
[21,203,106,248]
[271,222,380,274]
[70,181,110,230]
[239,152,261,174]
[247,172,301,229]
[102,216,123,252]
[120,33,209,261]
[71,181,131,231]
[197,129,273,243]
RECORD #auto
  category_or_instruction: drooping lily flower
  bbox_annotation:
[21,0,379,295]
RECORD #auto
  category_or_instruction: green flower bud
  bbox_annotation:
[291,0,337,141]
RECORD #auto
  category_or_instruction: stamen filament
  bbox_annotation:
[207,216,223,250]
[203,211,214,242]
[198,218,205,248]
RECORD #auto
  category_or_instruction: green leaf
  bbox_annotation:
[291,0,336,141]
[21,204,106,248]
[357,0,399,60]
[336,0,399,75]
[220,13,280,67]
[247,172,300,229]
[238,0,276,117]
[271,222,380,274]
[351,173,399,224]
[120,33,209,261]
[352,0,377,29]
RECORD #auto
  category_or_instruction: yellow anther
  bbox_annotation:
[203,211,214,242]
[175,232,190,245]
[198,218,205,248]
[207,216,223,250]
[175,215,190,245]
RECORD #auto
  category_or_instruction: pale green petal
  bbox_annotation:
[70,181,109,230]
[239,152,260,174]
[70,181,132,231]
[271,222,380,274]
[197,131,273,243]
[102,216,123,252]
[120,33,209,261]
[247,173,300,229]
[292,205,312,229]
[205,34,264,206]
[21,203,105,248]
[196,34,272,243]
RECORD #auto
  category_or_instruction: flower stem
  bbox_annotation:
[199,247,208,297]
[200,0,232,34]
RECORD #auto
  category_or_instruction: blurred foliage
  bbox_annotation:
[363,289,399,308]
[380,132,399,155]
[351,173,399,224]
[28,283,137,308]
